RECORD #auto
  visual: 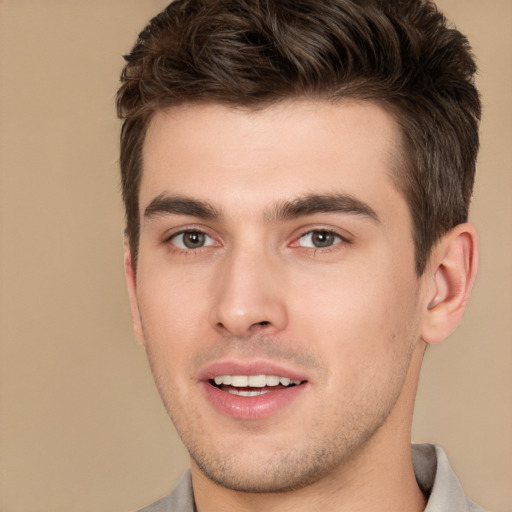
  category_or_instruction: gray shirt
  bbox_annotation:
[137,444,486,512]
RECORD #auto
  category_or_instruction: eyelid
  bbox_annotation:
[163,225,221,250]
[163,224,212,240]
[172,231,215,249]
[298,231,341,248]
[290,226,353,247]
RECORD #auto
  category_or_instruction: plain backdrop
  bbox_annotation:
[0,1,511,511]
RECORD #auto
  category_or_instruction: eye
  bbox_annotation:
[170,230,217,250]
[297,230,344,249]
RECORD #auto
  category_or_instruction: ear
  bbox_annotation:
[421,223,478,344]
[124,236,146,346]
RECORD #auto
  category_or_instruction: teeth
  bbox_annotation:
[231,375,248,387]
[266,375,280,386]
[212,375,302,387]
[227,389,271,397]
[248,375,266,387]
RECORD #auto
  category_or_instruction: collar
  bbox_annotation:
[412,443,485,512]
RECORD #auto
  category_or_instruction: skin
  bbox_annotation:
[125,100,478,512]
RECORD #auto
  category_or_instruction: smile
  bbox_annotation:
[211,374,304,397]
[202,369,308,419]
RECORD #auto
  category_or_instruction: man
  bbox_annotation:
[116,0,484,510]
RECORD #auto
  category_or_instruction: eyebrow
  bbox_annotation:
[266,193,379,223]
[143,192,379,224]
[144,194,223,221]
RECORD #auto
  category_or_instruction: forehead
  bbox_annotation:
[140,99,404,218]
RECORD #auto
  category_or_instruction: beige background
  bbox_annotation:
[0,1,510,511]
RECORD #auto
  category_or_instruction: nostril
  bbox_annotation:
[257,321,270,326]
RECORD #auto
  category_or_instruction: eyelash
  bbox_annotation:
[292,228,351,252]
[164,227,351,254]
[165,229,218,252]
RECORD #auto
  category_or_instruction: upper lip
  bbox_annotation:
[197,359,309,383]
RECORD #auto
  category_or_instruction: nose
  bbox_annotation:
[209,247,288,338]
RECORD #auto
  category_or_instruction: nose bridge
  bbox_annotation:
[209,242,287,337]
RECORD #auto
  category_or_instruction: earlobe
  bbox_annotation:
[421,223,478,344]
[124,236,146,347]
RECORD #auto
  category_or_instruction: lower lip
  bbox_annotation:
[201,382,307,420]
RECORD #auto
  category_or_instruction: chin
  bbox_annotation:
[185,422,375,495]
[191,451,334,493]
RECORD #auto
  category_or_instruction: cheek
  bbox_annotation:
[136,263,212,361]
[137,267,206,410]
[139,255,207,312]
[289,257,419,366]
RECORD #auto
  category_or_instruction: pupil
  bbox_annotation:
[184,232,205,248]
[312,231,333,248]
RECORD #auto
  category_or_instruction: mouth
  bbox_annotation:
[200,362,310,419]
[210,374,305,397]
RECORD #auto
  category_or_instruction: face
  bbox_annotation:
[127,100,429,493]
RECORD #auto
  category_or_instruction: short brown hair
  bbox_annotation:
[117,0,481,274]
